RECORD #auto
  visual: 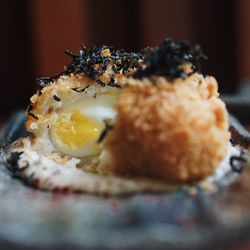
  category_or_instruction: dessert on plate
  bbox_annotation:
[5,39,247,195]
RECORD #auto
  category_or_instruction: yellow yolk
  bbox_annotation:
[52,110,103,150]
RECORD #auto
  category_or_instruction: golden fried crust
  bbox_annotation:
[105,73,230,183]
[25,70,126,135]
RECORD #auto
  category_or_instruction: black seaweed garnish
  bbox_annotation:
[37,45,143,88]
[111,49,143,74]
[28,112,38,120]
[53,95,61,102]
[107,74,121,88]
[229,150,247,174]
[30,45,142,119]
[135,38,207,80]
[97,120,114,143]
[26,103,38,120]
[37,77,53,88]
[26,104,39,120]
[27,104,33,113]
[71,85,90,93]
[6,151,23,169]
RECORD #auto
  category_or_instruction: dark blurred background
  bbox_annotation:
[0,0,249,117]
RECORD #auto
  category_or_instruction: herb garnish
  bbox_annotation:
[37,45,143,88]
[26,104,38,119]
[229,151,247,174]
[135,38,207,80]
[28,112,38,120]
[6,151,23,168]
[97,120,114,143]
[53,95,61,102]
[71,85,90,93]
[107,74,121,88]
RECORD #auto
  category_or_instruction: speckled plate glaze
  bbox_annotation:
[0,106,250,250]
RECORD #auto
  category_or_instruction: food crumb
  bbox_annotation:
[199,181,217,192]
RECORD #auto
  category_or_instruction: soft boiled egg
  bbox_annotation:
[50,93,117,158]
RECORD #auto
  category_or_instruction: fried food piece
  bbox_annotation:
[6,39,236,194]
[104,73,230,183]
[25,47,143,157]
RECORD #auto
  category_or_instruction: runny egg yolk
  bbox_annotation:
[51,110,103,155]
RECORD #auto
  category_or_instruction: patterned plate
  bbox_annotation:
[0,109,250,250]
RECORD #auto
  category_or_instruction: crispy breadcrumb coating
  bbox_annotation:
[26,72,123,134]
[26,46,142,137]
[104,73,230,183]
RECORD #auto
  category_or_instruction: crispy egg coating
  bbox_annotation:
[25,70,126,159]
[104,73,230,183]
[6,41,240,194]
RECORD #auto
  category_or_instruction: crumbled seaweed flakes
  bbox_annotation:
[64,45,111,87]
[53,95,61,102]
[72,85,90,93]
[230,150,247,174]
[37,77,51,88]
[135,38,207,80]
[26,104,39,120]
[28,112,38,120]
[7,151,23,168]
[97,120,114,143]
[108,74,121,88]
[37,45,143,88]
[111,49,143,74]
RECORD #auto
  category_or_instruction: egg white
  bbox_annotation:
[50,93,117,158]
